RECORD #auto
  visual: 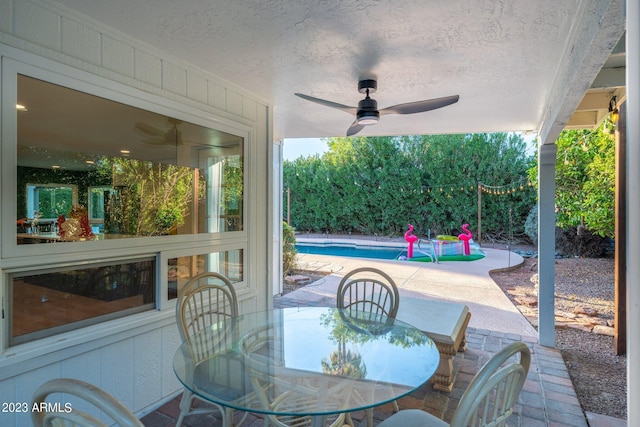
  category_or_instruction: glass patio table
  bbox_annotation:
[173,306,439,427]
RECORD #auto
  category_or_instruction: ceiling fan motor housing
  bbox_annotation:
[357,97,380,124]
[358,79,377,93]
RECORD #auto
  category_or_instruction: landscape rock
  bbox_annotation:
[593,325,615,336]
[573,306,598,317]
[514,296,538,307]
[284,274,310,285]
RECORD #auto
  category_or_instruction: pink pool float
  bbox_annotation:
[457,223,473,256]
[404,223,419,258]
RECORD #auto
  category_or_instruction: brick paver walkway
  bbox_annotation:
[142,295,589,427]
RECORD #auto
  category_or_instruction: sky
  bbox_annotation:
[283,138,328,161]
[283,133,538,161]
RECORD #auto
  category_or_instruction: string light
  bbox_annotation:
[478,177,533,196]
[410,177,534,197]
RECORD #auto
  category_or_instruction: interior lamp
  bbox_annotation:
[609,96,619,124]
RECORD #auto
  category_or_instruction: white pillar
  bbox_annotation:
[537,143,557,347]
[627,1,639,424]
[272,139,284,297]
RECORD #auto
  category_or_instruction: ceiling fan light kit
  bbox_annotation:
[295,79,459,136]
[356,96,380,125]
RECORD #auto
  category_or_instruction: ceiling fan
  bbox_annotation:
[134,117,183,145]
[295,79,459,136]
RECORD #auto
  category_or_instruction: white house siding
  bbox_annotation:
[0,0,274,425]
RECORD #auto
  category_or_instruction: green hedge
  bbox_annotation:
[284,134,536,240]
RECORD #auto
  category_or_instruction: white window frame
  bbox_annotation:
[0,51,252,366]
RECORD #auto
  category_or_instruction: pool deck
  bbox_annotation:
[289,238,534,337]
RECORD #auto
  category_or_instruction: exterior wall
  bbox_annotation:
[0,0,274,425]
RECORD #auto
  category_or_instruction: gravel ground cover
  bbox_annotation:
[489,248,627,420]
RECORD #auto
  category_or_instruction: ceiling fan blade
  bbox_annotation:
[295,93,357,115]
[380,95,460,116]
[142,138,166,145]
[346,120,365,137]
[134,122,164,136]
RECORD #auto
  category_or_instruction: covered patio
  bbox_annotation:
[0,0,637,426]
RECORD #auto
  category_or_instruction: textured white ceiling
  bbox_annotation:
[53,0,624,140]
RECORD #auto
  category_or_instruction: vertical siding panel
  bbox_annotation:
[102,339,135,410]
[208,81,227,111]
[161,325,183,394]
[61,18,101,65]
[133,330,163,411]
[0,0,12,34]
[227,90,243,116]
[103,35,135,78]
[14,1,60,51]
[135,49,162,88]
[14,364,63,425]
[243,97,258,121]
[60,350,103,422]
[61,349,101,384]
[0,378,16,427]
[187,72,208,104]
[162,61,187,97]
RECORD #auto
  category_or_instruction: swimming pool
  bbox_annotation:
[295,240,485,262]
[295,242,408,260]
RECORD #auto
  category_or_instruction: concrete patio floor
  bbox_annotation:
[142,243,625,426]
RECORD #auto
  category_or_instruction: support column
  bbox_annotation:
[537,143,557,347]
[614,101,626,355]
[626,0,639,424]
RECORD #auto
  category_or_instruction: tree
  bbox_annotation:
[106,158,202,236]
[528,120,615,238]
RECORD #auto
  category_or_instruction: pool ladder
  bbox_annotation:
[416,239,439,263]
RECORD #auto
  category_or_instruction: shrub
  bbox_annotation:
[282,221,297,276]
[555,226,608,258]
[524,205,538,245]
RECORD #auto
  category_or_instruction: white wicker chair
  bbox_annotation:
[242,326,350,427]
[336,267,401,427]
[31,378,143,427]
[377,341,531,427]
[175,272,243,427]
[337,267,400,321]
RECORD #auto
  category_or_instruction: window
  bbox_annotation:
[16,75,244,244]
[17,184,78,235]
[25,184,78,219]
[9,257,156,345]
[88,186,112,229]
[3,63,249,348]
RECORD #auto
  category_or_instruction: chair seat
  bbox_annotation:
[377,409,448,427]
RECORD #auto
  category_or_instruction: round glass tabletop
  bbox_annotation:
[173,306,439,417]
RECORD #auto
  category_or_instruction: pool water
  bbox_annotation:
[295,241,485,262]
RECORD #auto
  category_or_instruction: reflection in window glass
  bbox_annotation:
[88,186,112,229]
[10,258,155,345]
[16,75,243,244]
[168,250,243,299]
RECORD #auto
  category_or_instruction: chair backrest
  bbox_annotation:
[337,267,400,321]
[450,342,531,427]
[31,378,143,427]
[176,272,239,341]
[176,272,239,361]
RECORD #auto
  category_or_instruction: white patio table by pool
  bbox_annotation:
[173,306,440,427]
